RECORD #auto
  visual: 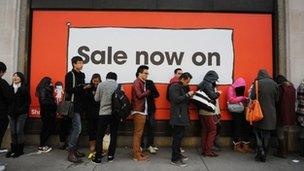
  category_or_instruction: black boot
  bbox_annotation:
[300,139,304,157]
[12,143,24,158]
[274,139,287,158]
[6,143,17,158]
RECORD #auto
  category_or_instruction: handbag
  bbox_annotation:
[227,102,244,113]
[192,90,216,112]
[246,81,263,125]
[57,72,75,117]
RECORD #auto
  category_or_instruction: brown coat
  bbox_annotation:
[131,78,148,112]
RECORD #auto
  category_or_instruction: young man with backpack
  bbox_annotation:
[92,72,123,163]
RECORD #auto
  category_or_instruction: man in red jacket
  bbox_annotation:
[132,65,151,161]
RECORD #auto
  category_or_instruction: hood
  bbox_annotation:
[257,69,271,80]
[203,70,219,83]
[275,75,288,85]
[232,77,246,88]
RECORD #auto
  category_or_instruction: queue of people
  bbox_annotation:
[0,59,303,168]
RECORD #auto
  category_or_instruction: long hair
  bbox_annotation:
[35,77,52,97]
[90,73,101,85]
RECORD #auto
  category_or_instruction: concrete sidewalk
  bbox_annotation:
[0,147,303,171]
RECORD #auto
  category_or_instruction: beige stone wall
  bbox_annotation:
[286,0,304,88]
[0,0,20,82]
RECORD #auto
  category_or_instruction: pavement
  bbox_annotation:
[0,146,304,171]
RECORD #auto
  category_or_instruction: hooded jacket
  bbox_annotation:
[250,69,279,130]
[227,77,247,104]
[275,75,296,126]
[198,70,220,102]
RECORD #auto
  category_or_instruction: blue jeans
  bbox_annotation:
[9,114,27,144]
[68,113,81,151]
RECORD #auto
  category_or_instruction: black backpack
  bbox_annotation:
[111,84,132,121]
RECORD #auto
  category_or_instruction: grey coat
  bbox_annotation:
[169,82,191,126]
[250,69,279,130]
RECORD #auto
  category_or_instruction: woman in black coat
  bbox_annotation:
[85,73,101,158]
[6,72,30,158]
[36,77,57,153]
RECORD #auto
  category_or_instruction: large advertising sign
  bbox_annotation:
[30,11,273,120]
[68,28,234,84]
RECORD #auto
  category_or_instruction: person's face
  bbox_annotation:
[139,69,149,81]
[92,78,101,87]
[12,74,21,84]
[175,70,183,78]
[180,78,191,86]
[73,61,84,71]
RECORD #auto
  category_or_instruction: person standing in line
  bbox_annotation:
[92,72,121,163]
[296,79,304,157]
[198,70,221,157]
[6,72,30,158]
[170,68,183,84]
[169,72,194,167]
[0,62,13,153]
[274,75,296,158]
[132,65,151,161]
[141,79,160,154]
[250,69,279,162]
[36,77,57,153]
[85,73,101,159]
[227,77,253,153]
[167,68,186,153]
[54,81,71,150]
[65,56,90,163]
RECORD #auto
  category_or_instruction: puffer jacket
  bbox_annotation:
[227,77,247,104]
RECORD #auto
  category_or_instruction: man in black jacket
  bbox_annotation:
[141,79,160,154]
[169,72,194,167]
[65,57,90,163]
[0,62,12,151]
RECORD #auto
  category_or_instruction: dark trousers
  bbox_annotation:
[171,125,185,162]
[95,115,119,158]
[0,116,9,148]
[254,128,272,154]
[58,116,71,143]
[88,116,98,141]
[232,112,251,142]
[141,113,155,148]
[40,112,56,147]
[9,114,27,144]
[200,115,217,154]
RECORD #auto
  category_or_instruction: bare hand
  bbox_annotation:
[188,91,195,96]
[83,84,92,89]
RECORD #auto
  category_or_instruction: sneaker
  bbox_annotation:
[181,154,189,162]
[91,156,101,164]
[0,149,8,153]
[171,160,187,167]
[148,146,157,154]
[38,146,52,153]
[152,146,159,151]
[88,152,96,159]
[107,156,114,162]
[180,148,185,153]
